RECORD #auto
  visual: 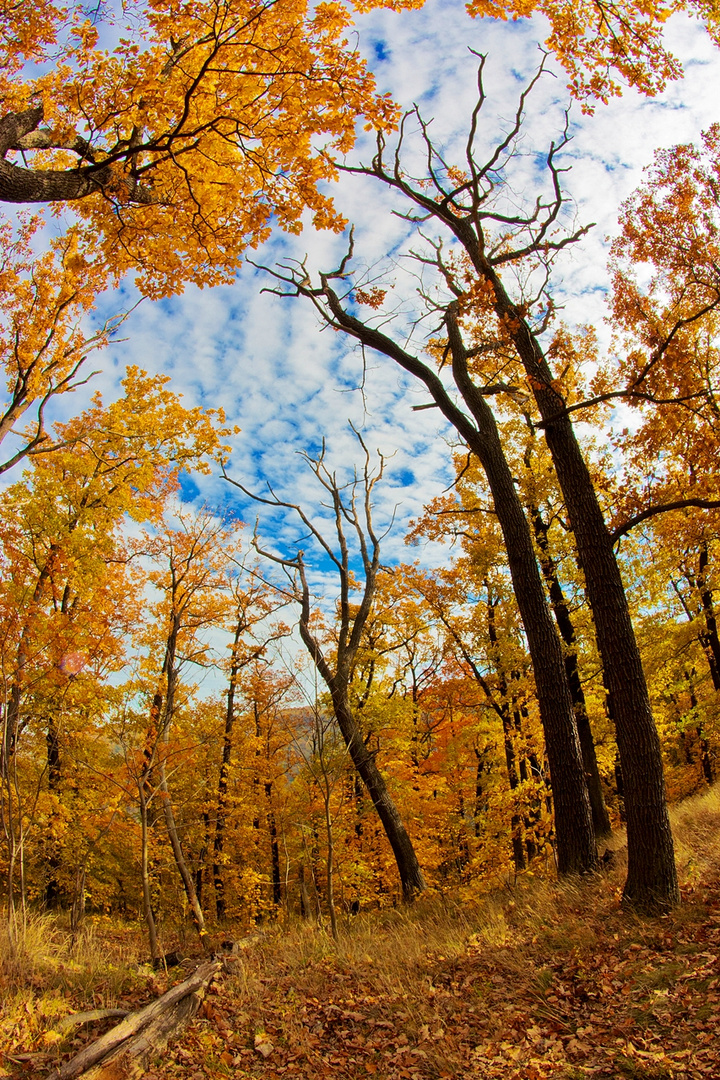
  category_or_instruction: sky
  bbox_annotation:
[6,0,720,612]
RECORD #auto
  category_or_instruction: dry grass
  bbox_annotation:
[0,913,148,1072]
[2,783,719,1078]
[0,911,144,995]
[669,781,720,886]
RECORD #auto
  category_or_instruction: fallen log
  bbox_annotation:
[54,1011,129,1035]
[46,958,224,1080]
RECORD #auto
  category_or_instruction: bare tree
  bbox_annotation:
[258,58,680,910]
[256,260,596,878]
[225,433,427,900]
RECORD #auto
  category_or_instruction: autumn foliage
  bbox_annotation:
[1,0,720,1075]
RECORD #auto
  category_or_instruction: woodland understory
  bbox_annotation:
[2,0,720,1075]
[1,785,719,1080]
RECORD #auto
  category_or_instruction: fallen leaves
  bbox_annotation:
[3,870,720,1080]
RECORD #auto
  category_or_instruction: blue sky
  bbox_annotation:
[8,0,720,593]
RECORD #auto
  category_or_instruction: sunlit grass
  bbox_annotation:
[1,782,717,1073]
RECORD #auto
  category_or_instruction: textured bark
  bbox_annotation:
[529,503,612,838]
[479,261,677,910]
[0,107,152,204]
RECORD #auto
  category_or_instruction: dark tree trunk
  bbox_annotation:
[44,716,63,908]
[330,687,426,900]
[265,782,282,907]
[446,335,595,875]
[0,107,153,204]
[486,601,530,872]
[473,743,492,837]
[698,731,715,785]
[213,618,243,920]
[697,540,720,692]
[481,261,678,911]
[529,502,612,837]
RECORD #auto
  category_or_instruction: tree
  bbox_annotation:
[0,0,397,296]
[0,367,230,917]
[212,570,290,919]
[278,60,676,909]
[0,219,124,475]
[227,433,427,900]
[461,0,717,105]
[260,237,597,876]
[135,508,246,950]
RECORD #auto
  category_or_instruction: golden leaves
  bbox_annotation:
[3,0,398,295]
[464,0,688,106]
[354,286,387,308]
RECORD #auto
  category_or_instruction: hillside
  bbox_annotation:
[1,785,719,1080]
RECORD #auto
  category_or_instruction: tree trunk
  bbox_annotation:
[46,959,223,1080]
[43,715,63,907]
[138,780,161,965]
[265,782,282,907]
[697,540,720,691]
[529,502,612,837]
[330,686,426,900]
[158,746,209,949]
[482,261,678,911]
[155,615,210,950]
[447,341,595,875]
[213,616,243,919]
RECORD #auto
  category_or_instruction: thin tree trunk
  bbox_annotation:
[329,686,426,899]
[213,616,244,919]
[138,780,161,965]
[44,714,63,907]
[697,540,720,692]
[155,615,210,951]
[265,782,282,907]
[157,730,209,949]
[324,794,338,941]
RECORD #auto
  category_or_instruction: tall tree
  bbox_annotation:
[261,250,597,877]
[228,434,427,900]
[282,62,676,909]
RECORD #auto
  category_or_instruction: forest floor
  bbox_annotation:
[2,786,719,1080]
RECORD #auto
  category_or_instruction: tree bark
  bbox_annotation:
[0,107,152,204]
[528,502,612,837]
[479,261,677,909]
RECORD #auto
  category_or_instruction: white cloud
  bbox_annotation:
[7,1,720,586]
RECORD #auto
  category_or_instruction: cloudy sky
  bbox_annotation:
[17,1,720,585]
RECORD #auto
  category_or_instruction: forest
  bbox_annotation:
[1,0,720,1077]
